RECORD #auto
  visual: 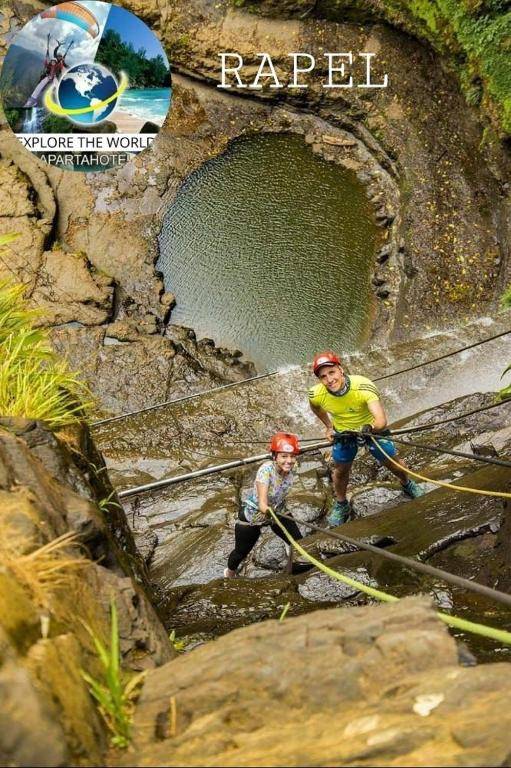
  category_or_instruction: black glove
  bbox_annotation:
[360,424,373,435]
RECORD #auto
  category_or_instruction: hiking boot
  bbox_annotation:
[327,499,351,526]
[402,479,424,499]
[223,567,238,579]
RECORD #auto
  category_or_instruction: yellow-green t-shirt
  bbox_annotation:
[308,375,380,431]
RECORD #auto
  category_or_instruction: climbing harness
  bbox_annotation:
[91,327,511,427]
[268,509,511,646]
[118,425,511,500]
[112,428,511,644]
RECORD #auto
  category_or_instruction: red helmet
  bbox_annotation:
[269,432,301,455]
[312,351,341,377]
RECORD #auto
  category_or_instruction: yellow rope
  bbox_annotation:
[369,435,511,499]
[268,509,511,646]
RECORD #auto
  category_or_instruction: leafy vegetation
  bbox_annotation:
[41,112,74,133]
[500,284,511,309]
[82,601,146,748]
[0,239,93,428]
[169,629,186,653]
[95,30,170,88]
[98,490,122,513]
[498,363,511,400]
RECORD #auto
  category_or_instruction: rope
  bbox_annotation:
[391,399,510,436]
[373,326,511,382]
[275,511,511,608]
[268,509,511,646]
[391,436,511,469]
[369,435,511,499]
[92,369,284,427]
[91,328,511,428]
[117,422,511,499]
[117,439,329,499]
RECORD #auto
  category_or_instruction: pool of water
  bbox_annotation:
[158,133,382,371]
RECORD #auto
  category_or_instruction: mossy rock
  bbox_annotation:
[231,0,511,137]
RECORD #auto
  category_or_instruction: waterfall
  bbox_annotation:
[22,107,44,133]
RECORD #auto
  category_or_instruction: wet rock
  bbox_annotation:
[298,569,369,602]
[132,515,159,567]
[251,529,289,572]
[141,121,160,133]
[376,244,392,263]
[350,484,405,517]
[0,647,69,767]
[160,574,316,637]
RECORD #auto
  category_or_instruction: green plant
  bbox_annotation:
[82,601,146,748]
[500,284,511,309]
[169,629,186,653]
[41,112,74,133]
[278,602,291,622]
[0,270,93,428]
[98,490,122,512]
[498,363,511,400]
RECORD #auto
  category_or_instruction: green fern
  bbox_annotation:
[169,629,186,653]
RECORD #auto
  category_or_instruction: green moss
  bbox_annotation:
[409,0,442,36]
[228,0,511,135]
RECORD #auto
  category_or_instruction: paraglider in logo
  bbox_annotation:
[0,1,172,172]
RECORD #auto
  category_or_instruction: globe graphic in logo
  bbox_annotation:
[57,63,119,125]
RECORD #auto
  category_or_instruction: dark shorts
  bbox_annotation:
[332,433,397,464]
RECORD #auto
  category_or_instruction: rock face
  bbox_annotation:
[126,597,511,767]
[0,419,173,766]
[231,0,511,139]
[154,1,511,337]
[2,0,511,418]
[95,322,511,654]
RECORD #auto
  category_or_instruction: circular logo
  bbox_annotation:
[54,63,120,125]
[0,1,172,172]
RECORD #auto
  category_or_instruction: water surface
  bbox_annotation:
[158,133,382,370]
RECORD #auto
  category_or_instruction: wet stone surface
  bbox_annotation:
[96,364,511,656]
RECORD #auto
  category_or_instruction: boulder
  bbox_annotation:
[126,597,511,767]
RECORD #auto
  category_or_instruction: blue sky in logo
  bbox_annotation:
[101,4,169,66]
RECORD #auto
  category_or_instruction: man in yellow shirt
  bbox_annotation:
[309,351,423,526]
